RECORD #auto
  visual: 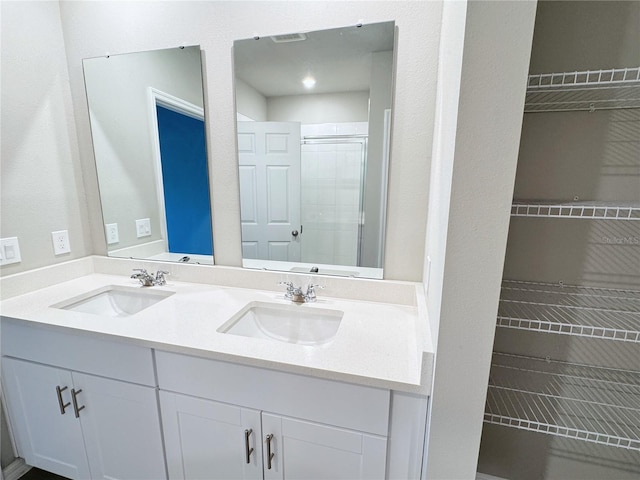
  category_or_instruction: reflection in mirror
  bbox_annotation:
[234,22,395,279]
[83,46,214,264]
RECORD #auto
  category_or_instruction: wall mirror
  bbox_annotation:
[83,46,214,264]
[234,21,395,279]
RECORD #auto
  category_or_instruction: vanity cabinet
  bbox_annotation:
[2,358,91,478]
[161,392,386,480]
[0,319,167,480]
[160,392,263,479]
[156,351,389,480]
[259,412,387,480]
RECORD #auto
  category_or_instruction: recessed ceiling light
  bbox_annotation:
[302,76,316,89]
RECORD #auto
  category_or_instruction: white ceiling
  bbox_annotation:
[233,21,395,97]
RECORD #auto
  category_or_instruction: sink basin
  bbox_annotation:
[52,286,174,317]
[218,301,343,346]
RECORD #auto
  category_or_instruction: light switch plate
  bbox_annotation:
[0,237,22,266]
[136,218,151,238]
[105,223,119,244]
[52,230,71,255]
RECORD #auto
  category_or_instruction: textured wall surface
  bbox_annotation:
[0,0,91,276]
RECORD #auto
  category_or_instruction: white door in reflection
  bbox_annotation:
[238,121,301,262]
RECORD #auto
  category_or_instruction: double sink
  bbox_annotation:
[53,285,343,346]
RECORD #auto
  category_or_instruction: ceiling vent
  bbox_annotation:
[270,33,307,43]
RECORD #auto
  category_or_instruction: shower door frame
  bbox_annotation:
[300,134,368,266]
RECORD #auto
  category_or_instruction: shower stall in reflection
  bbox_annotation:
[300,126,368,267]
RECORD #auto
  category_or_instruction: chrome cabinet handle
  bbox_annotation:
[244,429,254,464]
[266,434,275,470]
[55,385,70,415]
[71,388,85,418]
[291,230,299,237]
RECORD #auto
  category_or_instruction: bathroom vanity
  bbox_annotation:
[0,257,434,479]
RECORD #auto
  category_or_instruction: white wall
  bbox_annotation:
[423,1,536,478]
[57,0,441,281]
[267,91,369,124]
[83,47,204,251]
[0,0,91,276]
[422,0,467,352]
[235,77,267,121]
[528,0,639,73]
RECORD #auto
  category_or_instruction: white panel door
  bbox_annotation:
[73,372,166,480]
[261,413,387,480]
[1,358,91,479]
[160,391,263,480]
[238,121,301,261]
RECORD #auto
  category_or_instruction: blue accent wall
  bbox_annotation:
[156,105,213,255]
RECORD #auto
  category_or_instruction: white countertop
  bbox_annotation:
[0,269,433,394]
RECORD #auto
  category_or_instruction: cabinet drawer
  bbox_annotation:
[1,318,155,386]
[156,350,390,436]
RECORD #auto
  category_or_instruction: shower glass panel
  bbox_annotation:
[300,128,367,267]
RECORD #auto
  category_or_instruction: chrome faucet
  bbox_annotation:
[279,281,324,303]
[131,269,169,287]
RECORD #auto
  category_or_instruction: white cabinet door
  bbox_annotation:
[73,372,166,480]
[262,414,387,480]
[1,358,91,479]
[160,391,263,480]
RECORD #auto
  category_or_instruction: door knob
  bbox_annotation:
[291,230,299,237]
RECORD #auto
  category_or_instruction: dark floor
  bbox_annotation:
[19,468,68,480]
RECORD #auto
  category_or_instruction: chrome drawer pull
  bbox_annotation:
[266,434,275,470]
[71,388,85,418]
[244,429,254,464]
[55,385,70,415]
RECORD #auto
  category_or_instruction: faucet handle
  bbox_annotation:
[305,284,324,302]
[155,270,169,286]
[131,268,148,279]
[278,281,295,298]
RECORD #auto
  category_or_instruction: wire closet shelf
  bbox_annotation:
[485,353,640,451]
[511,202,640,220]
[497,281,640,343]
[525,66,640,113]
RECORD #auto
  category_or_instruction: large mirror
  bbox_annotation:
[83,46,214,264]
[234,21,395,279]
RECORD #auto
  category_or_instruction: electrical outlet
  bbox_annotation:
[0,237,22,266]
[105,223,119,244]
[136,218,151,238]
[52,230,71,255]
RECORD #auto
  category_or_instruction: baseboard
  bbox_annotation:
[2,458,31,480]
[476,473,509,480]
